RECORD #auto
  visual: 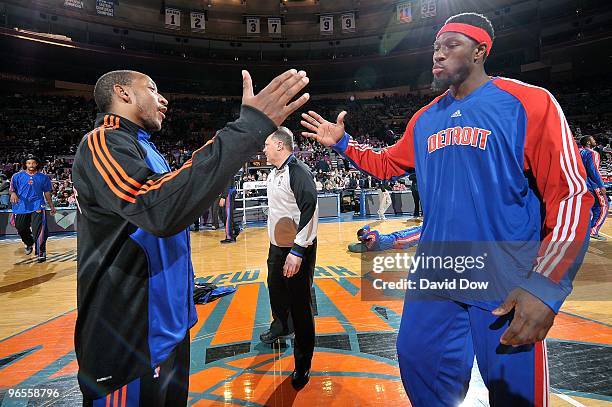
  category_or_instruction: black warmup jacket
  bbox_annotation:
[72,107,276,399]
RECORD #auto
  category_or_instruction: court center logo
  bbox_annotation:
[0,268,406,404]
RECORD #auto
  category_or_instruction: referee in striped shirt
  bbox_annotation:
[261,126,319,389]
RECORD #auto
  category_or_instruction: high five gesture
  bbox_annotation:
[242,69,310,126]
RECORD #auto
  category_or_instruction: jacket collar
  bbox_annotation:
[94,113,143,137]
[277,154,295,171]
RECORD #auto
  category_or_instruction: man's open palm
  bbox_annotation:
[301,110,347,147]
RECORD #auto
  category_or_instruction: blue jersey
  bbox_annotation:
[9,171,51,214]
[579,147,605,190]
[334,78,593,312]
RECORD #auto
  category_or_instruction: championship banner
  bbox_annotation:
[421,0,436,18]
[341,13,356,33]
[96,0,114,17]
[320,15,333,35]
[268,17,281,36]
[165,8,181,30]
[64,0,83,9]
[191,11,205,32]
[397,2,412,23]
[246,17,260,35]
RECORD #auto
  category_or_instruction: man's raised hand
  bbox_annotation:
[300,110,347,147]
[241,69,310,126]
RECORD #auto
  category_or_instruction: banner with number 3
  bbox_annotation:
[246,17,260,35]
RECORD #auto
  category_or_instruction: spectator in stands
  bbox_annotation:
[0,173,10,209]
[1,90,611,200]
[377,184,392,220]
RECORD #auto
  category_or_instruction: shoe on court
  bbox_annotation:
[590,234,607,241]
[291,369,310,390]
[260,329,295,344]
[25,245,33,255]
[37,253,46,263]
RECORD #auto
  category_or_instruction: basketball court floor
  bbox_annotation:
[0,217,610,406]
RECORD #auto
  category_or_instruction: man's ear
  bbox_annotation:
[474,43,488,63]
[113,84,131,104]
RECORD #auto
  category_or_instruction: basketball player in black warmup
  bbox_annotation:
[73,68,310,406]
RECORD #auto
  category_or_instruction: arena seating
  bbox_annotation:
[1,85,610,206]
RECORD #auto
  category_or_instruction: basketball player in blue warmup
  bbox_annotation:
[579,136,608,240]
[302,12,592,407]
[9,155,56,262]
[350,224,421,252]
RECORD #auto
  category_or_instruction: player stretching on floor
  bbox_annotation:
[349,224,421,252]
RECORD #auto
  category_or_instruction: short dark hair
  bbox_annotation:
[271,126,294,151]
[23,154,41,167]
[445,13,495,60]
[580,135,593,147]
[94,70,136,112]
[357,228,367,239]
[445,12,495,42]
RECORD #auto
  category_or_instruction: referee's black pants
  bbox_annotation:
[266,241,317,372]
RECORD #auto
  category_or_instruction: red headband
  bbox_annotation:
[436,22,493,56]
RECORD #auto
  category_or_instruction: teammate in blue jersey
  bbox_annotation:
[579,136,608,240]
[349,224,421,252]
[302,12,592,407]
[9,155,56,262]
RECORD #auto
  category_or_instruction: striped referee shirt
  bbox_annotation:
[266,154,318,257]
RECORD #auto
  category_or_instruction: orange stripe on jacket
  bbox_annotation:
[91,129,141,196]
[91,117,205,200]
[97,126,144,190]
[102,115,120,129]
[136,160,193,195]
[134,130,216,195]
[87,130,136,204]
[120,384,127,407]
